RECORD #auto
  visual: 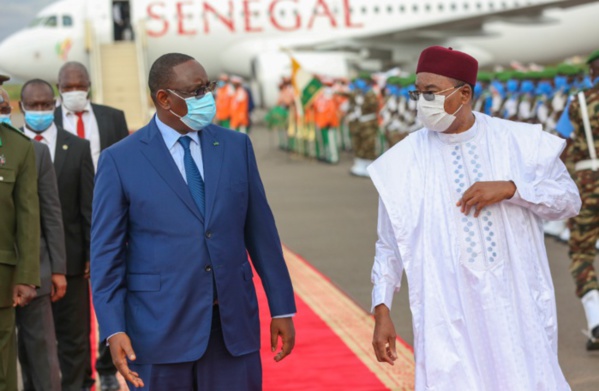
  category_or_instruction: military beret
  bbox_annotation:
[496,71,513,82]
[556,63,579,76]
[0,74,10,85]
[587,49,599,64]
[416,46,478,85]
[477,71,494,83]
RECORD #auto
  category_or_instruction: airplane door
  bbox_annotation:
[112,0,134,41]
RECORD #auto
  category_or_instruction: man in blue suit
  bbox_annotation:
[91,53,296,390]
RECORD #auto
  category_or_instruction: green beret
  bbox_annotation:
[496,71,513,82]
[385,76,403,86]
[542,67,557,79]
[357,71,372,81]
[556,63,579,76]
[477,71,493,82]
[587,49,599,64]
[0,75,9,85]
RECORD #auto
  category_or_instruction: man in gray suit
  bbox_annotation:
[15,137,67,390]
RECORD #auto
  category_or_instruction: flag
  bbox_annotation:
[301,77,323,108]
[289,54,322,108]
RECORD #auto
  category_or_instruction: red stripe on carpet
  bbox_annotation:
[256,276,389,391]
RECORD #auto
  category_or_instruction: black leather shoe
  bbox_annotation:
[592,325,599,339]
[100,374,121,391]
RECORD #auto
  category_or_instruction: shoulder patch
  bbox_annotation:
[0,122,30,140]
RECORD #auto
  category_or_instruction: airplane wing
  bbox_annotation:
[292,0,599,53]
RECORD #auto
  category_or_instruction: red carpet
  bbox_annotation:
[257,246,415,390]
[256,276,389,391]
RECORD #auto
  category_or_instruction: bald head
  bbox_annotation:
[58,61,91,93]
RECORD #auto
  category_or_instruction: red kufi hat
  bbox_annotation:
[416,46,478,86]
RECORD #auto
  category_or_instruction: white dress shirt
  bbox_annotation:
[369,112,579,391]
[155,115,204,179]
[23,123,58,162]
[61,101,101,171]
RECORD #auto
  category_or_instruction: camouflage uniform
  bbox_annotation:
[352,90,379,160]
[564,83,599,298]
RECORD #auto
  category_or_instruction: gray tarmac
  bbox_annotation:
[250,126,599,390]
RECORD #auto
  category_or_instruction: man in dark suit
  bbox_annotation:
[0,80,39,391]
[20,79,95,391]
[55,61,128,390]
[55,61,129,170]
[17,140,67,391]
[91,53,296,390]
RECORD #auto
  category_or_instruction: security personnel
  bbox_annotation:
[563,49,599,351]
[0,75,40,391]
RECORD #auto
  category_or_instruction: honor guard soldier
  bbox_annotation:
[563,49,599,351]
[0,74,40,391]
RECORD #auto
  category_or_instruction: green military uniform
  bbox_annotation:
[564,71,599,299]
[0,122,40,391]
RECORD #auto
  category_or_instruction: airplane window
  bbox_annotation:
[361,6,367,14]
[464,2,470,9]
[412,4,418,12]
[399,5,405,13]
[28,17,44,27]
[63,15,73,27]
[373,6,380,14]
[438,3,445,11]
[387,5,393,13]
[44,16,57,27]
[489,1,495,9]
[279,9,286,17]
[476,2,482,9]
[501,1,508,8]
[425,4,431,12]
[451,3,457,11]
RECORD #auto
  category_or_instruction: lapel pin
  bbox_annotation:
[0,154,5,166]
[62,144,68,150]
[213,141,219,146]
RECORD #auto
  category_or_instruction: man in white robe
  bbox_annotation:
[369,46,581,391]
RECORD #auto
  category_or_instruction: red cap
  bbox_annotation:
[416,46,478,86]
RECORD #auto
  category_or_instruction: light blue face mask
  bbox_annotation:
[169,91,216,131]
[0,115,11,126]
[24,110,54,132]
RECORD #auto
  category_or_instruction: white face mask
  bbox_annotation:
[416,86,464,133]
[61,90,89,112]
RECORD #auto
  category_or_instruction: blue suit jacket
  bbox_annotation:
[91,119,296,364]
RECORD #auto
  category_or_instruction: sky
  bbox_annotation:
[0,0,56,42]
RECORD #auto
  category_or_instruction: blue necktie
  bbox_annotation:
[178,136,205,216]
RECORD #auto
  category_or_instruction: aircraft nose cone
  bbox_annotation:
[0,34,24,78]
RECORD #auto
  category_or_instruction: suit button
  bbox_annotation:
[205,265,212,272]
[205,231,212,239]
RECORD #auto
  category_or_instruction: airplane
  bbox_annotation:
[0,0,598,124]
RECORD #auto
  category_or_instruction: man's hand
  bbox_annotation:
[457,181,517,217]
[372,304,398,365]
[12,284,37,307]
[84,261,90,279]
[108,333,144,388]
[270,317,295,362]
[50,274,67,302]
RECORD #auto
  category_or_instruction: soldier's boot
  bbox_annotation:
[582,289,599,350]
[350,158,372,178]
[543,220,566,237]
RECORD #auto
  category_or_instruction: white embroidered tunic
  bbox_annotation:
[368,112,580,391]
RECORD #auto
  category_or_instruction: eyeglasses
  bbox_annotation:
[169,81,217,100]
[408,84,464,101]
